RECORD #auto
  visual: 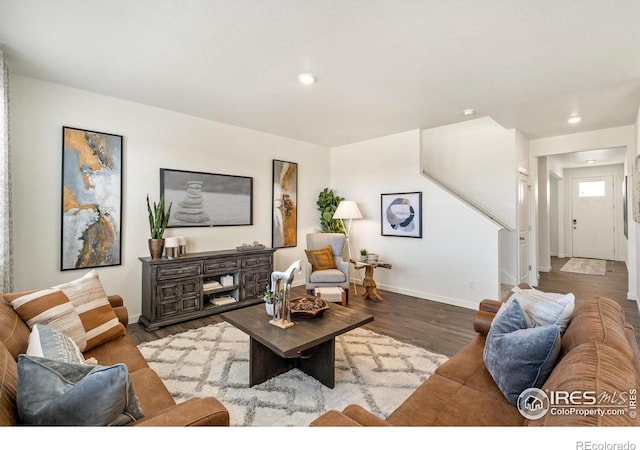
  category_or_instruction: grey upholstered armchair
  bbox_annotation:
[305,233,349,301]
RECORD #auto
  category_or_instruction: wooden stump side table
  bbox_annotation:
[350,259,392,302]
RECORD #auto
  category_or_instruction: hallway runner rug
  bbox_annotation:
[137,321,448,426]
[560,258,607,276]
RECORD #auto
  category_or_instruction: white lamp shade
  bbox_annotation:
[333,200,363,219]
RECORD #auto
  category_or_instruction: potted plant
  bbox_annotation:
[316,188,345,233]
[147,193,172,259]
[360,248,368,262]
[260,286,283,316]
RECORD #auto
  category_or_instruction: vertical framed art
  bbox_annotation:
[272,160,298,248]
[381,192,422,238]
[61,126,123,270]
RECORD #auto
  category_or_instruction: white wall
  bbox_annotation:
[10,75,330,320]
[530,125,637,299]
[421,116,517,228]
[330,130,501,309]
[537,156,551,272]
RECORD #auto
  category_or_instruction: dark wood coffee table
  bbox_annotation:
[221,303,373,388]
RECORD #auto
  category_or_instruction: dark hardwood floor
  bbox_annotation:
[128,256,640,356]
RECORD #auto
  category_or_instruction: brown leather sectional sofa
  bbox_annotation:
[311,296,640,426]
[0,293,229,426]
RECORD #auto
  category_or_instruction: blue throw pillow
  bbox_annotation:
[16,355,144,426]
[483,299,561,405]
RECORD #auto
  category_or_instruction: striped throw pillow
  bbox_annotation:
[5,289,87,351]
[53,270,125,351]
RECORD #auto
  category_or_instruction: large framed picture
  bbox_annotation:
[272,160,298,248]
[381,192,422,238]
[161,168,253,227]
[61,126,123,270]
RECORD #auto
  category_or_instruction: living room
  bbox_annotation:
[1,0,640,445]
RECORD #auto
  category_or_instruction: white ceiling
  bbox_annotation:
[548,146,627,170]
[1,0,639,148]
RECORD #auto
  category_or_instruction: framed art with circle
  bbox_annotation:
[380,192,422,238]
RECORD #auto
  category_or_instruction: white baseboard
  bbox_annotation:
[372,282,478,310]
[538,266,552,272]
[627,292,637,301]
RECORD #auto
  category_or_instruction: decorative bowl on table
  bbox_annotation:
[289,296,329,319]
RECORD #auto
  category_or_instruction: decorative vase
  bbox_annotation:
[265,303,274,317]
[148,238,165,259]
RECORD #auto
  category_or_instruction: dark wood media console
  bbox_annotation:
[139,247,276,330]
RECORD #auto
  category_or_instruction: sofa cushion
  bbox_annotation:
[386,374,524,426]
[483,299,562,405]
[305,245,337,272]
[83,333,150,373]
[27,324,86,365]
[435,335,507,402]
[561,297,633,360]
[527,342,639,426]
[505,286,575,331]
[309,268,346,283]
[6,271,126,353]
[0,296,31,360]
[0,344,18,426]
[16,355,144,426]
[129,367,177,417]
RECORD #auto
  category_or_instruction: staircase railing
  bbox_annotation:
[421,167,514,231]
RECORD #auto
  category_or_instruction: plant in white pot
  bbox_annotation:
[259,286,283,317]
[147,193,172,259]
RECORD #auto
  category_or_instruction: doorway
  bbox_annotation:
[570,175,615,260]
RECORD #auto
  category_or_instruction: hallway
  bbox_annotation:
[536,256,639,344]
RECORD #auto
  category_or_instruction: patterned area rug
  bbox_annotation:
[138,322,447,426]
[560,257,607,276]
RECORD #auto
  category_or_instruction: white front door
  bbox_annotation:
[570,176,615,260]
[518,172,531,285]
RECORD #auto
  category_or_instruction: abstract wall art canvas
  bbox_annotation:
[161,168,253,227]
[61,127,123,270]
[381,192,422,238]
[272,160,297,248]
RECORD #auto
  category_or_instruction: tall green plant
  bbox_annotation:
[316,188,345,233]
[147,194,172,239]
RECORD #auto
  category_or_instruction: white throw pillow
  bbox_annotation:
[505,286,575,331]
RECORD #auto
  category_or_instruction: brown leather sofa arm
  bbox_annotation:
[473,310,497,336]
[132,398,230,426]
[107,295,128,327]
[479,299,502,313]
[310,405,391,426]
[108,295,124,307]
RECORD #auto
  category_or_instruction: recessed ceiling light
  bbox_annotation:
[568,116,581,124]
[462,108,475,116]
[586,159,596,164]
[297,73,316,85]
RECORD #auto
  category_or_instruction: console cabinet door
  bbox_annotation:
[241,253,273,300]
[241,268,271,300]
[156,276,202,320]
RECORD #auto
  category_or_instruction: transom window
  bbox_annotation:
[578,181,606,198]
